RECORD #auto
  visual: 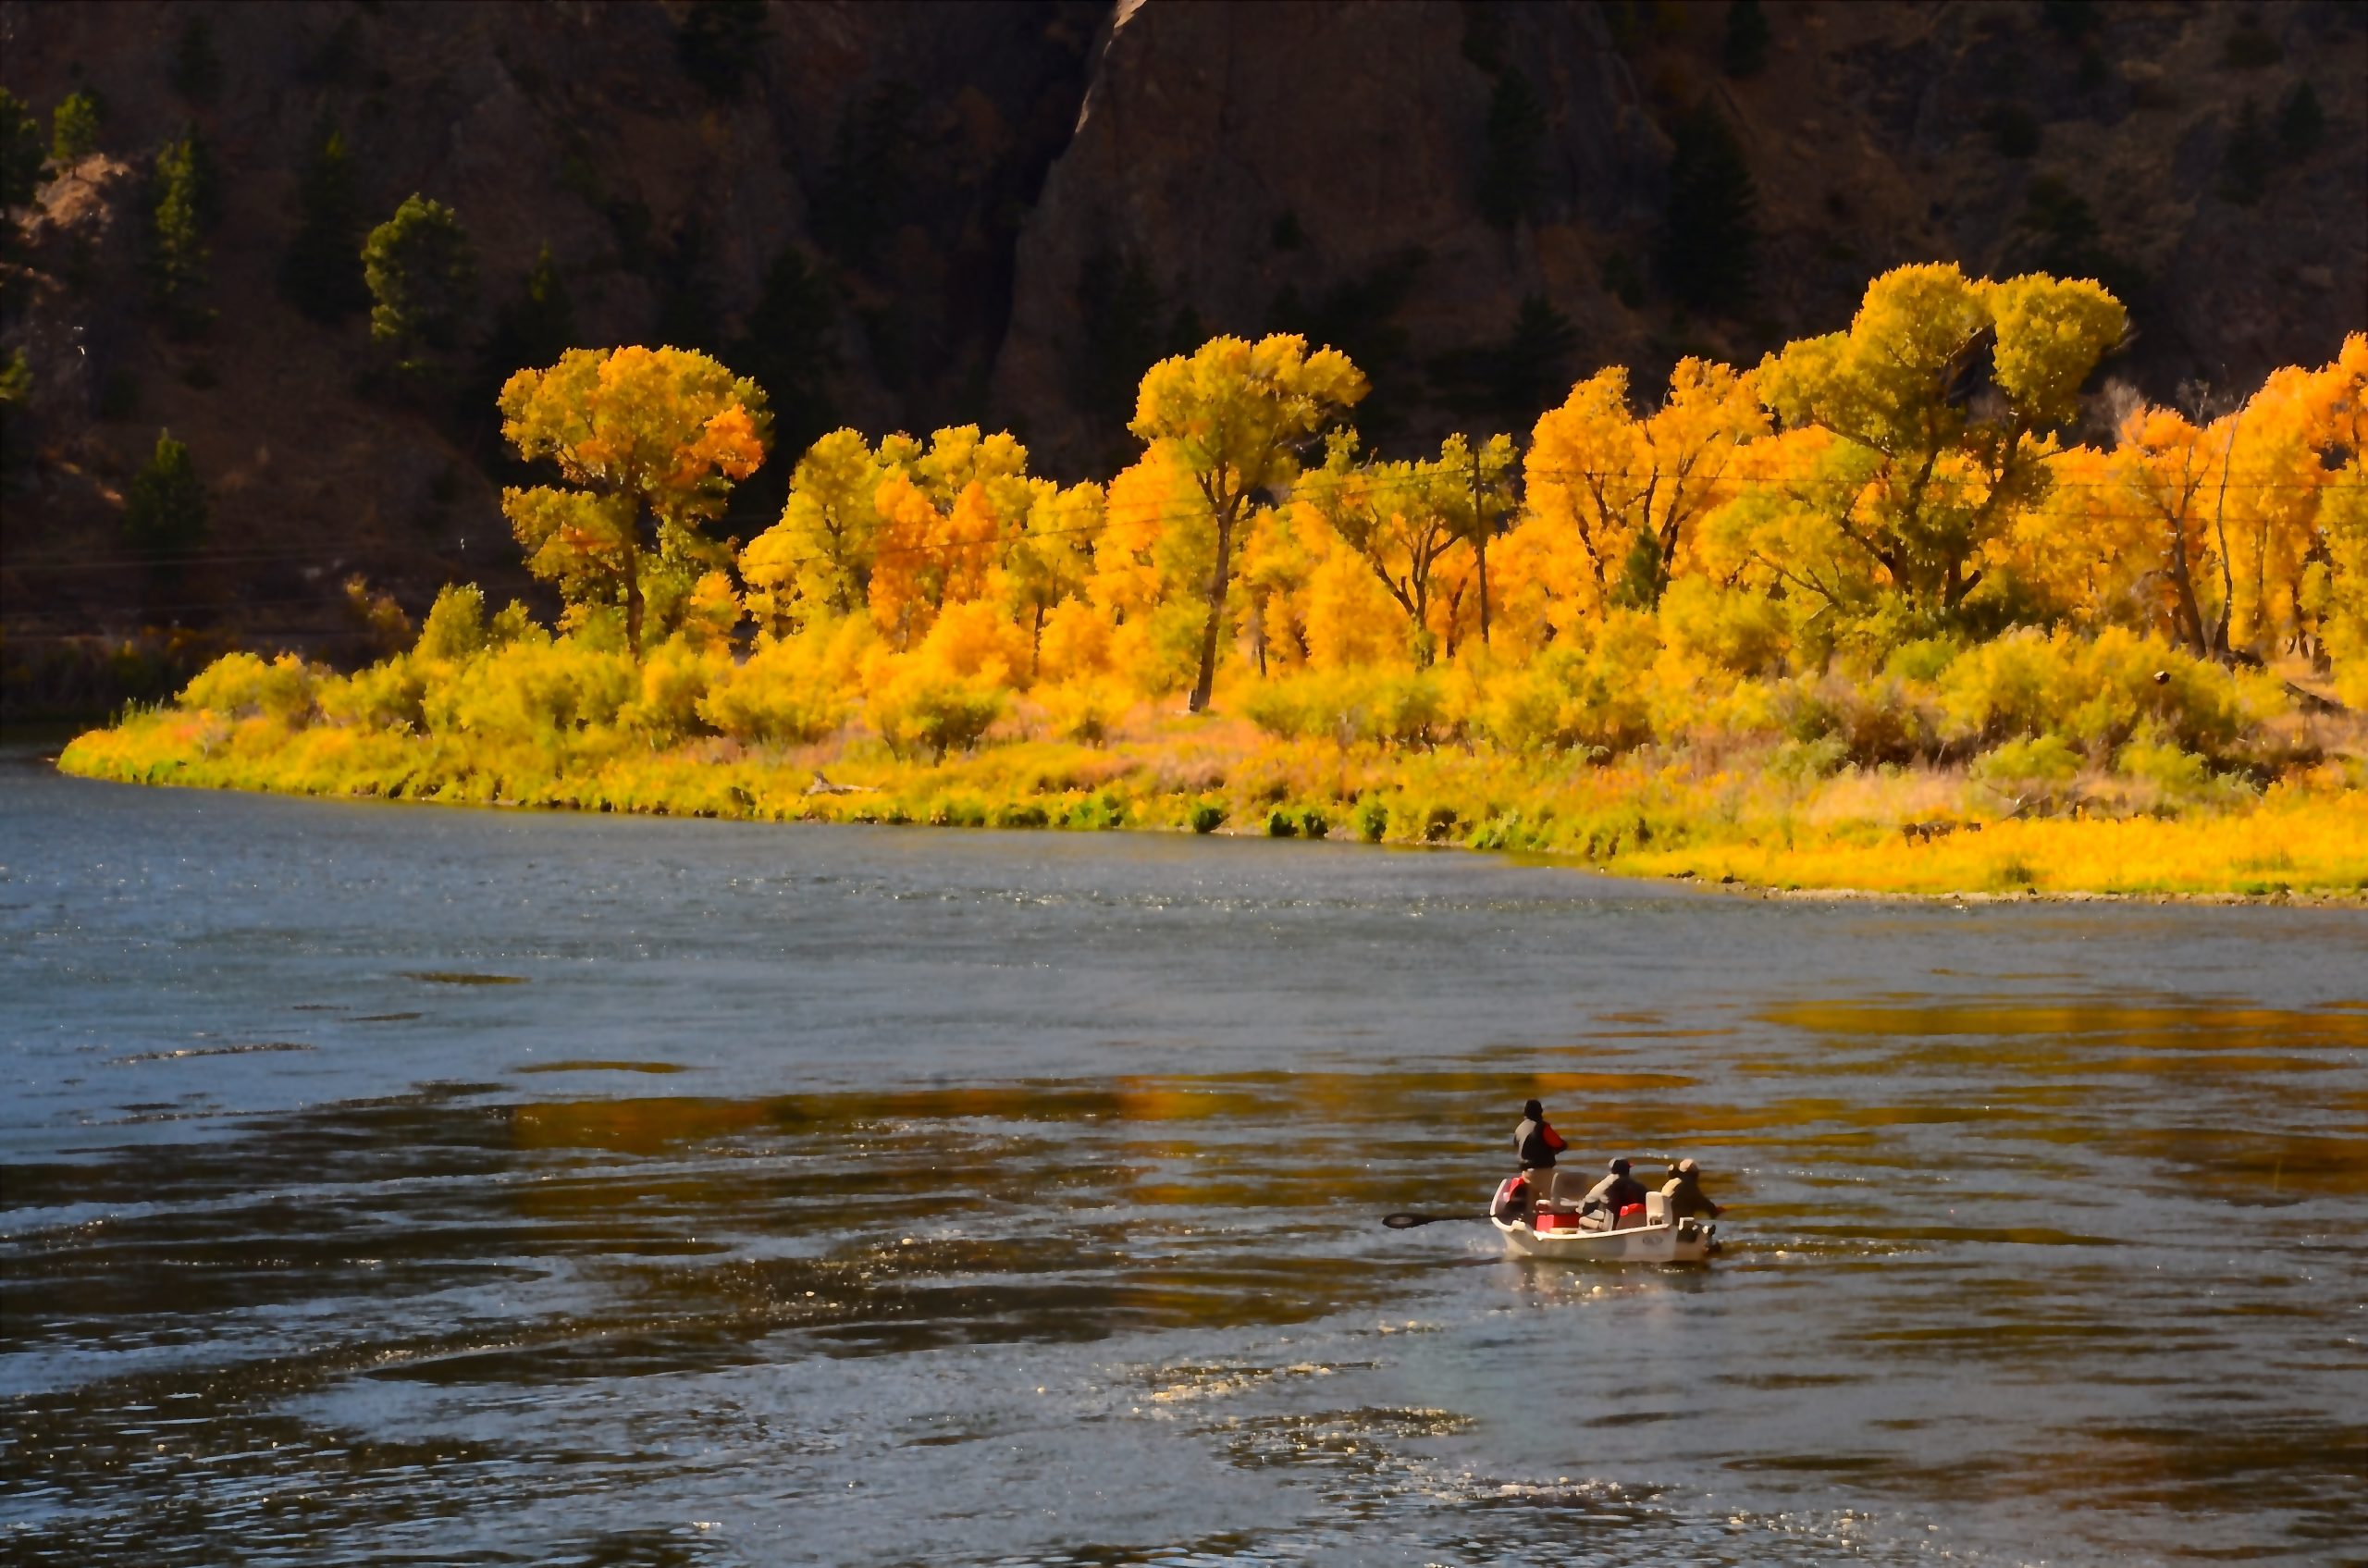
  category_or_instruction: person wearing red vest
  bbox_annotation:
[1512,1099,1567,1207]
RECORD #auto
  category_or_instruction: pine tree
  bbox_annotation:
[1478,68,1547,229]
[51,92,101,164]
[147,134,211,334]
[487,244,576,376]
[280,123,370,321]
[124,429,211,558]
[2218,101,2272,206]
[1722,0,1771,79]
[363,194,477,380]
[676,0,771,98]
[171,17,222,104]
[0,90,42,208]
[1659,99,1758,311]
[734,246,839,459]
[2276,82,2325,157]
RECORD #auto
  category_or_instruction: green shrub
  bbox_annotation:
[1972,734,2082,785]
[1265,807,1298,837]
[1299,806,1330,839]
[1355,796,1388,843]
[1190,801,1224,834]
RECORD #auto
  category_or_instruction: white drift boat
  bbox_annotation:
[1488,1179,1718,1263]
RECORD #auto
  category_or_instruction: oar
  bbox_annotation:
[1382,1211,1489,1228]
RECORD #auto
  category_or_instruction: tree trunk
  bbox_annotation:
[1187,503,1237,713]
[1476,532,1490,645]
[624,530,643,660]
[2164,529,2209,654]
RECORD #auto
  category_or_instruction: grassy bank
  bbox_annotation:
[59,701,2368,899]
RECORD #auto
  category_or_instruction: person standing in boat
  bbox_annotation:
[1513,1099,1567,1205]
[1660,1158,1723,1220]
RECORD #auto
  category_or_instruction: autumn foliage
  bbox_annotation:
[64,267,2368,895]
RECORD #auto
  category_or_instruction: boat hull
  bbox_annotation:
[1492,1215,1715,1263]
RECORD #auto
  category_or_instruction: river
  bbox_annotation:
[3,746,2363,1566]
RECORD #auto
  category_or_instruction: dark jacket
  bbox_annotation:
[1585,1171,1646,1212]
[1661,1172,1722,1219]
[1514,1117,1567,1169]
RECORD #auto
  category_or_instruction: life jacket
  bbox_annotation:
[1514,1117,1566,1168]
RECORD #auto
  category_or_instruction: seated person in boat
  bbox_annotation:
[1578,1158,1648,1228]
[1659,1157,1723,1220]
[1512,1099,1568,1208]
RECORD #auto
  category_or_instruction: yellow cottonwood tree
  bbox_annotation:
[1297,432,1476,666]
[1129,335,1367,711]
[998,479,1104,679]
[1754,265,2124,620]
[1090,444,1219,697]
[500,346,769,657]
[738,428,904,630]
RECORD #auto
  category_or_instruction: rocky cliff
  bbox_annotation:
[3,0,2362,701]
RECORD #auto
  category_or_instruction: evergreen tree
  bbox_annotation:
[733,246,839,459]
[363,194,477,379]
[1428,293,1579,430]
[1722,0,1771,79]
[51,91,101,164]
[1659,99,1758,311]
[676,0,771,98]
[485,244,576,377]
[280,123,370,321]
[147,134,212,334]
[124,429,211,558]
[2276,82,2325,157]
[1478,68,1547,229]
[0,90,43,208]
[471,244,578,456]
[2217,101,2272,206]
[171,16,223,104]
[0,348,32,477]
[812,83,918,267]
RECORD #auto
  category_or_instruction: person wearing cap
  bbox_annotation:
[1512,1099,1568,1207]
[1580,1158,1647,1226]
[1660,1158,1723,1220]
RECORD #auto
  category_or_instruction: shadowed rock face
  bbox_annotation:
[1,0,2362,665]
[990,0,1661,471]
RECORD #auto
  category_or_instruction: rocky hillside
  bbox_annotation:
[2,0,2362,707]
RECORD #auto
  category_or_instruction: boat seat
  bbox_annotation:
[1645,1191,1667,1225]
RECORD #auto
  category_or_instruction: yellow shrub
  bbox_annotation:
[434,637,635,743]
[867,654,1007,761]
[1038,678,1128,746]
[621,639,724,739]
[179,651,318,725]
[697,633,853,746]
[315,659,426,732]
[1037,599,1114,684]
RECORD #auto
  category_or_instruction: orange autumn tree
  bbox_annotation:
[1524,359,1764,617]
[866,426,1035,649]
[500,346,770,657]
[1297,431,1494,666]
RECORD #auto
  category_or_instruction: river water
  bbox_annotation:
[2,747,2363,1566]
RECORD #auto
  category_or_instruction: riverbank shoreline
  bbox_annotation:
[55,717,2368,904]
